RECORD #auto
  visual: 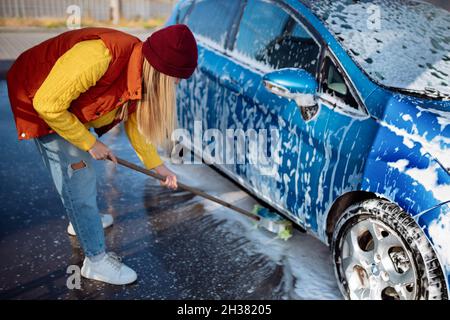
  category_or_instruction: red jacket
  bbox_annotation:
[7,27,143,140]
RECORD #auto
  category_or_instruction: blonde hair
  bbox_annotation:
[135,59,177,149]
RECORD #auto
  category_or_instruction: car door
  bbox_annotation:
[214,0,332,228]
[175,0,241,156]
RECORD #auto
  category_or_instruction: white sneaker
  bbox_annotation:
[81,252,137,285]
[67,214,114,236]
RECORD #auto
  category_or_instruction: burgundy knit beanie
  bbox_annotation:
[142,24,198,79]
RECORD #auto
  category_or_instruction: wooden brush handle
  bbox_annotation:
[113,157,260,221]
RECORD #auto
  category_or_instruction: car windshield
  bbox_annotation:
[303,0,450,98]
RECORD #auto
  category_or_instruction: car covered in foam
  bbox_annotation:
[167,0,450,300]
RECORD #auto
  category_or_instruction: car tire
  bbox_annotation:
[331,198,448,300]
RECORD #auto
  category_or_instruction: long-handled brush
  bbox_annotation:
[111,157,293,240]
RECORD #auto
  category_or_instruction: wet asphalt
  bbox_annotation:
[0,80,341,300]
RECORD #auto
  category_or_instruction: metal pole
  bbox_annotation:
[113,157,260,221]
[110,0,120,25]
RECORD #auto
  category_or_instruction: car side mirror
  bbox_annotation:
[263,68,319,121]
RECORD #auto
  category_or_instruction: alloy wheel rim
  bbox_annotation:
[339,218,418,300]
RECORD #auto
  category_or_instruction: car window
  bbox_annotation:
[321,57,358,109]
[184,0,240,47]
[177,0,194,23]
[234,1,288,61]
[233,0,320,74]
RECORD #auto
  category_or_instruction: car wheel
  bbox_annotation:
[331,198,448,300]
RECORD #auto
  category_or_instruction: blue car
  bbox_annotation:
[167,0,450,300]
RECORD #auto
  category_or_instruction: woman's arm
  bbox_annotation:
[124,111,163,169]
[124,111,177,189]
[33,39,112,151]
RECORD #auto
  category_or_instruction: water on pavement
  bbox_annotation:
[0,80,341,299]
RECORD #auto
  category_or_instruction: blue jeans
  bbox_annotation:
[34,133,105,257]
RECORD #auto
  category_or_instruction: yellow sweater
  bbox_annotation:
[33,39,163,169]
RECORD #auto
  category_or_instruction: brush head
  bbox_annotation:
[252,205,293,240]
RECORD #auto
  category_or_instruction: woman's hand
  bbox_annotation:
[154,164,178,190]
[88,140,117,164]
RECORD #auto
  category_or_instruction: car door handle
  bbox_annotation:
[199,65,215,77]
[219,75,240,93]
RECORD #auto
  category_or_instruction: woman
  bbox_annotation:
[6,24,198,285]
